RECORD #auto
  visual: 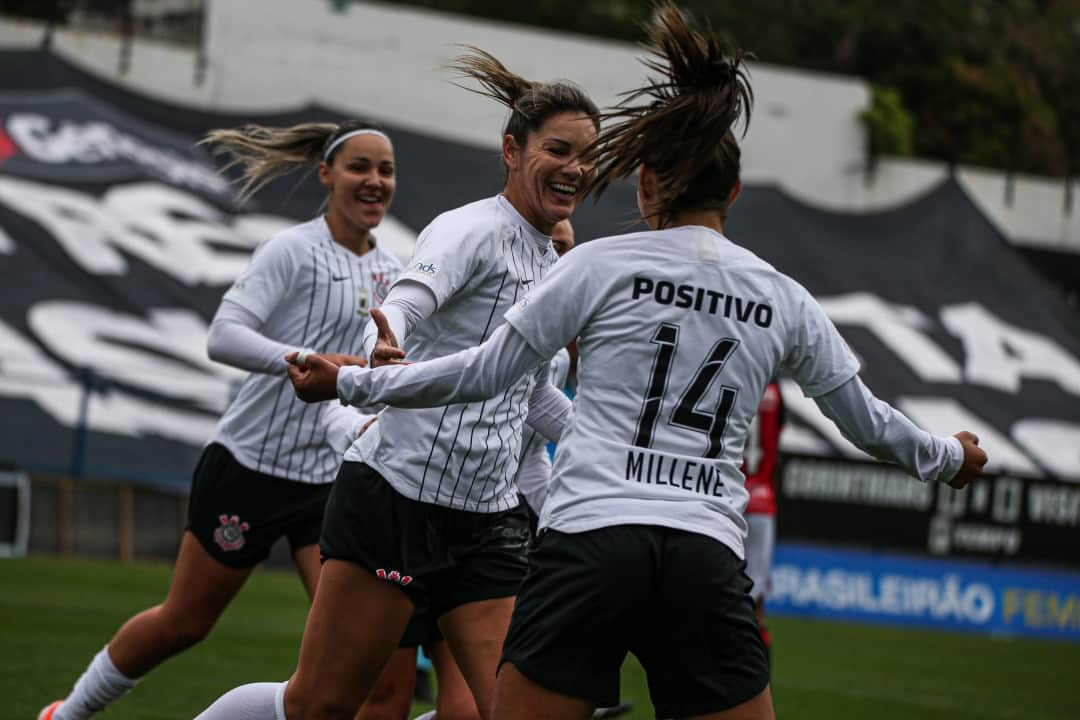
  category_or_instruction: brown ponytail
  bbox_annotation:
[201,119,387,200]
[582,2,753,226]
[449,46,599,158]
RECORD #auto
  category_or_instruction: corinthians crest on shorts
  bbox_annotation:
[214,514,250,551]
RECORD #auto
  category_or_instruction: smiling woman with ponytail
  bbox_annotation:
[191,44,603,720]
[268,5,988,719]
[36,118,410,720]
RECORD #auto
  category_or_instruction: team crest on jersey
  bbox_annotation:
[375,568,414,586]
[213,514,250,551]
[356,287,371,317]
[370,272,392,305]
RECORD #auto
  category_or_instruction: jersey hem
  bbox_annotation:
[346,446,520,514]
[540,515,746,560]
[207,436,336,486]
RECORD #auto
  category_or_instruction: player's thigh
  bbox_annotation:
[285,559,414,719]
[427,639,480,720]
[439,596,515,717]
[355,646,417,720]
[492,661,593,720]
[292,543,322,601]
[690,685,775,720]
[160,531,253,620]
[635,531,769,719]
[500,526,654,711]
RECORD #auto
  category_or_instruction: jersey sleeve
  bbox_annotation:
[220,234,298,323]
[391,213,483,307]
[782,283,860,398]
[505,246,597,359]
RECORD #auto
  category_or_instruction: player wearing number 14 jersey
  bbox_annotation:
[287,6,988,718]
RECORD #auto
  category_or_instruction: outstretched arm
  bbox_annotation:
[289,318,547,408]
[342,321,543,406]
[208,302,299,375]
[814,376,987,488]
[209,302,365,375]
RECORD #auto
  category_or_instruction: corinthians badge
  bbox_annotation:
[213,514,250,551]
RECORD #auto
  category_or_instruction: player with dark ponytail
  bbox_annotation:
[289,5,988,719]
[194,48,599,720]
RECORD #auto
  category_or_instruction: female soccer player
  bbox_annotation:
[742,379,785,665]
[39,120,401,720]
[288,6,989,719]
[193,49,598,720]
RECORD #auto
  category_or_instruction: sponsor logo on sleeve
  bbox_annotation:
[413,262,438,277]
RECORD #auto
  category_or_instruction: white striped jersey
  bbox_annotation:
[345,195,557,512]
[210,217,402,483]
[505,225,860,557]
[514,348,571,515]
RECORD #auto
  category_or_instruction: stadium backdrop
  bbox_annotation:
[1,48,1078,640]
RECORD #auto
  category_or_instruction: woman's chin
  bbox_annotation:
[350,212,385,231]
[544,204,575,224]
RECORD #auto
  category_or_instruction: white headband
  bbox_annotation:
[323,129,392,161]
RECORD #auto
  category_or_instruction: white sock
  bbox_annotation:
[194,681,289,720]
[412,711,437,720]
[54,647,140,720]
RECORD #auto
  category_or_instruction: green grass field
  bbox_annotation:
[2,556,1078,720]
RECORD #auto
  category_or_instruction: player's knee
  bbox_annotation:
[159,608,217,649]
[434,689,481,720]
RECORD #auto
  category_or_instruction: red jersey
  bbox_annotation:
[743,381,784,516]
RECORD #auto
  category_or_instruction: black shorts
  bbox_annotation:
[399,599,443,649]
[186,443,332,569]
[501,525,769,717]
[321,462,529,618]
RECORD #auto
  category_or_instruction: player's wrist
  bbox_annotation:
[293,347,319,365]
[335,362,365,405]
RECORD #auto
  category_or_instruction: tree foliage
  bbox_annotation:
[861,85,914,158]
[394,0,1080,177]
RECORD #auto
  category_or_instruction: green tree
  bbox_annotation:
[861,85,914,157]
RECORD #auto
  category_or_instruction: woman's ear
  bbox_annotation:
[317,160,332,190]
[501,134,519,173]
[727,177,743,208]
[637,164,657,203]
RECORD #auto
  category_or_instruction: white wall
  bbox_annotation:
[2,1,1076,253]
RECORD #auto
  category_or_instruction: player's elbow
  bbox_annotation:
[205,320,227,362]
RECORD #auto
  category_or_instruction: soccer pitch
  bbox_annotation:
[2,556,1077,719]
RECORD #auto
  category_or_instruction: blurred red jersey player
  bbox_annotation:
[742,380,785,663]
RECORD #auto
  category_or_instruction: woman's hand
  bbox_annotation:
[369,308,408,368]
[947,431,988,489]
[322,353,367,368]
[285,352,343,402]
